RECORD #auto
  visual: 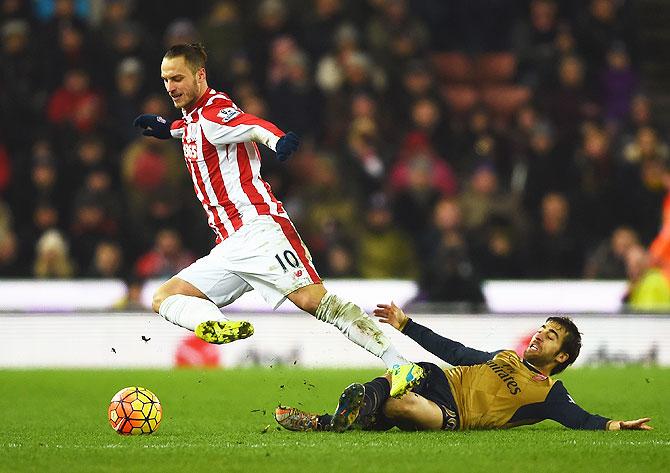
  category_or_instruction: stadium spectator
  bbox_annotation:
[24,147,66,228]
[65,135,116,199]
[624,244,670,312]
[0,200,19,277]
[301,0,346,60]
[107,58,147,149]
[573,123,617,242]
[365,0,431,77]
[299,155,360,262]
[199,1,245,84]
[584,226,639,279]
[528,192,583,278]
[98,0,136,49]
[621,126,670,165]
[390,145,443,241]
[0,142,10,196]
[120,122,185,223]
[459,163,525,235]
[544,55,598,144]
[46,68,104,135]
[357,193,417,279]
[418,198,482,303]
[344,115,386,193]
[1,19,40,151]
[448,107,495,178]
[321,241,359,279]
[517,121,575,216]
[266,37,321,139]
[163,17,198,49]
[513,0,561,88]
[113,275,146,310]
[86,240,125,278]
[16,201,61,276]
[32,228,75,279]
[599,42,638,128]
[134,228,195,280]
[69,193,120,271]
[621,94,658,140]
[578,0,635,69]
[473,219,525,279]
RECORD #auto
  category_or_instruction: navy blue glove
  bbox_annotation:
[133,114,173,140]
[275,132,300,162]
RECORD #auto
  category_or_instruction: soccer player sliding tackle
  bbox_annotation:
[132,43,422,397]
[276,303,652,432]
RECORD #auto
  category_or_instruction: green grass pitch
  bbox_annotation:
[1,366,668,473]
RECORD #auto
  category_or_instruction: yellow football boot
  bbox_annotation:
[195,320,254,344]
[389,362,424,398]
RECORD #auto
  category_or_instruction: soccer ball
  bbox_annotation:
[108,386,162,435]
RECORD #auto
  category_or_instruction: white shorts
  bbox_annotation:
[176,215,321,309]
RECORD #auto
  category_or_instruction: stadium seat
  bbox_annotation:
[475,52,518,83]
[431,52,474,83]
[440,85,480,115]
[481,85,532,119]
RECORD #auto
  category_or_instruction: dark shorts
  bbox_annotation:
[413,362,460,430]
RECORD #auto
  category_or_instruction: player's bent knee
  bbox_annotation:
[287,283,327,315]
[151,279,184,313]
[383,396,417,420]
[152,277,211,313]
[152,285,170,314]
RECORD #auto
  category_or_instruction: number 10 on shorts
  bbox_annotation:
[275,250,300,272]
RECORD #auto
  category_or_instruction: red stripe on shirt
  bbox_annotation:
[237,142,271,215]
[186,158,227,243]
[271,215,320,284]
[250,142,285,213]
[201,128,243,231]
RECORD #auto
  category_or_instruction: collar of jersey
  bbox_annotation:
[182,87,214,116]
[522,359,544,375]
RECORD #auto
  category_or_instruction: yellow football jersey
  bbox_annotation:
[444,350,555,429]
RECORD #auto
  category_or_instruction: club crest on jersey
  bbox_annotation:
[217,107,241,123]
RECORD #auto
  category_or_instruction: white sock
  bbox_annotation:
[158,294,228,331]
[314,292,409,369]
[380,345,409,369]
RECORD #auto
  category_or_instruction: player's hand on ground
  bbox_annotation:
[608,418,653,430]
[133,114,173,139]
[373,302,408,331]
[276,131,300,161]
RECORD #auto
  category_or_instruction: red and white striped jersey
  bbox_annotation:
[170,88,287,243]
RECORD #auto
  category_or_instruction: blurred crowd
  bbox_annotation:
[1,0,669,308]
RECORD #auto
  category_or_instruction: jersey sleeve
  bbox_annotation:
[200,101,284,150]
[540,381,610,430]
[402,319,499,365]
[170,118,185,139]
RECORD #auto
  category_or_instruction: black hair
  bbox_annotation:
[546,316,582,375]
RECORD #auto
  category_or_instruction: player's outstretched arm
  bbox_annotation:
[373,303,409,331]
[374,302,496,365]
[606,418,653,431]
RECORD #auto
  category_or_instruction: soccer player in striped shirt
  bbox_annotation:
[132,43,421,397]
